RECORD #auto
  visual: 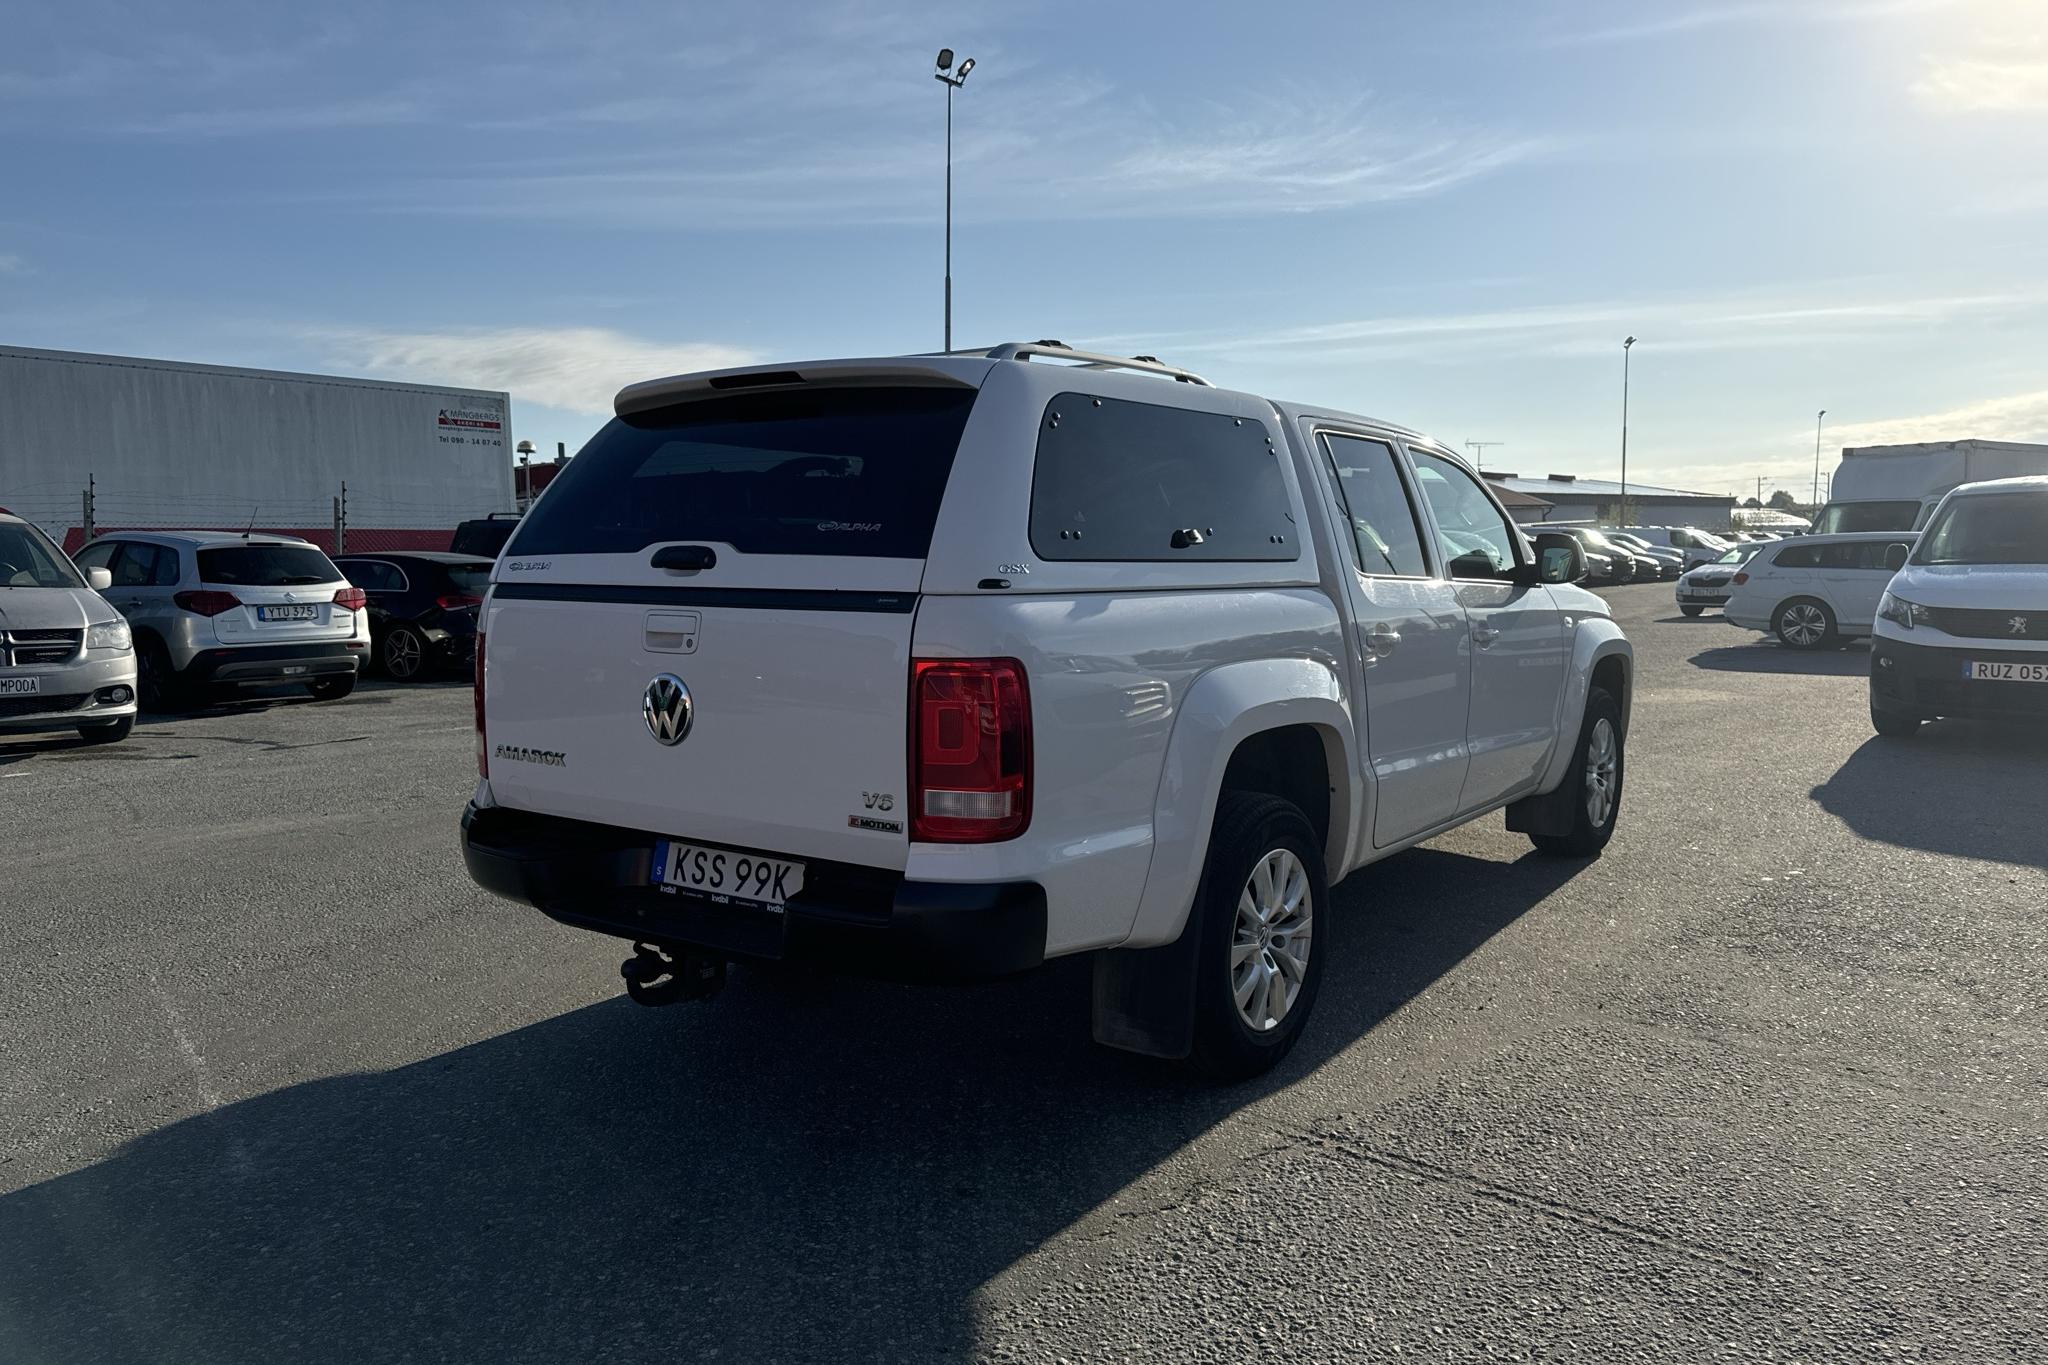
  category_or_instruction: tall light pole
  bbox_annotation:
[1620,336,1636,526]
[1811,409,1827,509]
[934,49,976,352]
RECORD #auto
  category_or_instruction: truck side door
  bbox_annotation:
[1405,448,1571,811]
[1311,430,1472,848]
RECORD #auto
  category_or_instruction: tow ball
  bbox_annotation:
[621,941,726,1006]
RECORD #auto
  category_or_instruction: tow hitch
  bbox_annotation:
[621,941,726,1006]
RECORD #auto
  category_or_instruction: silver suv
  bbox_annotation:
[73,531,367,710]
[0,510,138,743]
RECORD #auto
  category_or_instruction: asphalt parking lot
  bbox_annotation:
[4,586,2044,1363]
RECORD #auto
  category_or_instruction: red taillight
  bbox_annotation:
[173,589,241,617]
[910,658,1031,843]
[436,593,482,611]
[474,631,488,777]
[333,586,368,611]
[1732,571,1750,586]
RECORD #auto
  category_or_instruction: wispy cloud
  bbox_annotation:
[1912,57,2048,113]
[0,252,23,273]
[307,325,758,416]
[123,92,430,137]
[1821,387,2048,448]
[1095,285,2041,363]
[1545,0,1955,46]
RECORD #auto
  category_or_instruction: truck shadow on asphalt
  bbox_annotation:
[1812,726,2048,870]
[1687,643,1870,677]
[0,846,1583,1365]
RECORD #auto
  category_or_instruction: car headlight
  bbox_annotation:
[86,620,133,652]
[1876,592,1926,630]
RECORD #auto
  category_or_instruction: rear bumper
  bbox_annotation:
[1871,637,2048,721]
[185,641,363,686]
[461,802,1048,981]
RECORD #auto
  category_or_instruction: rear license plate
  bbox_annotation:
[1967,661,2048,683]
[652,839,804,911]
[0,675,40,695]
[257,604,319,622]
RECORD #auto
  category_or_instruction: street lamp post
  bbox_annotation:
[934,49,977,352]
[1620,336,1636,527]
[516,438,535,508]
[1812,409,1827,509]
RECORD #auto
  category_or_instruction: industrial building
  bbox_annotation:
[1480,471,1736,530]
[0,345,516,552]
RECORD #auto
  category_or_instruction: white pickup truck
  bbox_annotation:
[461,342,1634,1078]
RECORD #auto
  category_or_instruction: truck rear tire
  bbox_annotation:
[1529,687,1624,858]
[1185,792,1329,1082]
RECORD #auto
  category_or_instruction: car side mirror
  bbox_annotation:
[87,566,113,591]
[1884,543,1910,572]
[1529,531,1586,584]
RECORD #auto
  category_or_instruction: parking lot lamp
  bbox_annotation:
[1812,410,1827,509]
[935,49,976,352]
[1620,337,1636,526]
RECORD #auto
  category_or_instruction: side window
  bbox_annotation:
[149,546,182,586]
[1773,543,1822,569]
[73,541,119,571]
[1817,543,1866,569]
[1408,450,1521,580]
[342,561,403,592]
[110,543,159,587]
[1845,540,1911,570]
[1029,393,1299,562]
[1318,434,1430,578]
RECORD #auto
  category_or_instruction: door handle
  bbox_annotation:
[1367,622,1403,656]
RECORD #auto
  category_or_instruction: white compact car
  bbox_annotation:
[0,509,138,743]
[1869,476,2048,736]
[461,341,1634,1078]
[73,531,367,710]
[1674,544,1761,616]
[1619,526,1732,569]
[1723,531,1920,649]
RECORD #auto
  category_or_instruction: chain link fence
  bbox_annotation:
[5,480,502,556]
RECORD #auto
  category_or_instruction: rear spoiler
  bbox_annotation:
[615,358,989,417]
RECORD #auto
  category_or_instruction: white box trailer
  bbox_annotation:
[1816,440,2048,535]
[0,345,515,552]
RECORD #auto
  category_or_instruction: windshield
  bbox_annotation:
[1812,500,1921,535]
[1913,492,2048,566]
[197,544,342,586]
[0,521,88,589]
[1714,546,1753,564]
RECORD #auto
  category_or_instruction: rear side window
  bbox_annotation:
[1772,543,1822,569]
[508,387,978,559]
[1319,434,1429,577]
[198,545,340,586]
[339,560,406,592]
[1030,393,1297,561]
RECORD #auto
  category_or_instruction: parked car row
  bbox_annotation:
[0,514,493,747]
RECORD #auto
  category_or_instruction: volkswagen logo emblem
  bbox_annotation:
[643,674,693,746]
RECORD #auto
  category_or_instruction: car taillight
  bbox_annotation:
[333,586,368,611]
[436,593,482,611]
[173,589,241,617]
[474,631,488,778]
[1732,571,1750,586]
[910,658,1030,843]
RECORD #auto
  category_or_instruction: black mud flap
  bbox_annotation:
[1505,783,1576,838]
[1091,921,1201,1060]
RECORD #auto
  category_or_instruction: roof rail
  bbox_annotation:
[974,340,1210,386]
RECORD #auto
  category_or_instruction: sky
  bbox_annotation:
[2,0,2046,501]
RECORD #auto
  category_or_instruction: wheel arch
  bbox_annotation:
[1535,622,1633,796]
[1122,658,1356,949]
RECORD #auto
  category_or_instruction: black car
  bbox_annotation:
[449,513,521,559]
[332,552,492,680]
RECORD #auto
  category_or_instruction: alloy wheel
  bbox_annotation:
[1584,716,1619,828]
[1780,604,1827,647]
[1231,848,1314,1032]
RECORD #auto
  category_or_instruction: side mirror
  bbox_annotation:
[87,566,113,591]
[1529,531,1586,584]
[1884,543,1910,572]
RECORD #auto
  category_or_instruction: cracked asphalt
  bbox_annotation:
[3,586,2043,1362]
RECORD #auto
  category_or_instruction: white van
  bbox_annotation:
[1723,531,1919,649]
[1869,476,2048,736]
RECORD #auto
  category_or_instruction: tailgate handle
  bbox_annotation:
[651,545,717,572]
